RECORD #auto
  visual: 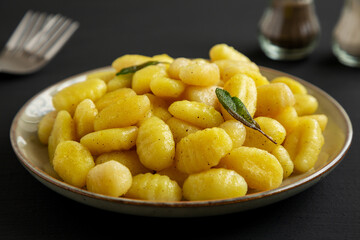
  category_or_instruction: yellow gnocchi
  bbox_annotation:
[283,118,324,173]
[243,116,286,152]
[150,75,186,98]
[167,57,191,79]
[48,110,75,162]
[94,95,150,131]
[86,70,116,83]
[256,82,295,117]
[86,160,132,197]
[209,43,251,62]
[219,146,283,191]
[80,127,138,155]
[38,43,327,202]
[168,100,224,128]
[136,116,175,171]
[37,110,57,145]
[111,54,152,72]
[219,120,246,148]
[179,60,220,86]
[95,87,136,111]
[176,128,233,174]
[53,140,95,188]
[73,99,98,139]
[221,73,257,118]
[294,93,319,116]
[52,78,106,115]
[183,168,248,200]
[95,150,150,176]
[183,85,219,110]
[166,117,201,143]
[125,173,182,201]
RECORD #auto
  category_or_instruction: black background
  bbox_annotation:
[0,1,359,239]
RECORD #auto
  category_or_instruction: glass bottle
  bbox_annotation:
[332,0,360,67]
[258,0,321,60]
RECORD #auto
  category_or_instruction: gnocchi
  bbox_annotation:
[53,140,95,188]
[183,168,248,200]
[37,43,326,201]
[125,173,182,201]
[86,160,132,197]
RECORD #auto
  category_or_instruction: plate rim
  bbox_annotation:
[9,66,353,209]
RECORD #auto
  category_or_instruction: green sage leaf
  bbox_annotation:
[215,88,277,144]
[116,61,164,75]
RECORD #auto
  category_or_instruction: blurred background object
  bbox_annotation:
[0,10,79,74]
[332,0,360,67]
[258,0,320,60]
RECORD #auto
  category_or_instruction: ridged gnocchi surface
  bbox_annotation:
[183,168,248,200]
[176,128,233,174]
[136,116,175,171]
[125,173,182,201]
[52,78,107,115]
[219,146,283,191]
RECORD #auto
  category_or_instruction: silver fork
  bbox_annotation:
[0,10,79,74]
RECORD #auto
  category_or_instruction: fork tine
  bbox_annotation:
[5,10,34,51]
[42,21,79,60]
[35,18,72,56]
[22,12,47,46]
[24,14,63,53]
[13,12,42,51]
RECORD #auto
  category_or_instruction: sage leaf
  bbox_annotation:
[215,88,277,144]
[116,61,165,75]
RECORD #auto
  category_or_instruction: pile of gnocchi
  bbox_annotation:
[37,43,327,201]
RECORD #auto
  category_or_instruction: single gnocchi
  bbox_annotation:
[209,43,251,62]
[221,73,257,118]
[95,87,136,111]
[52,78,106,115]
[86,160,132,197]
[179,60,220,86]
[86,70,116,83]
[48,110,75,162]
[243,116,286,152]
[168,100,224,128]
[136,116,175,171]
[176,127,233,174]
[53,140,95,188]
[73,99,98,139]
[219,146,283,191]
[283,118,324,173]
[125,173,182,201]
[150,75,186,98]
[94,95,150,131]
[256,82,295,117]
[37,110,57,145]
[219,120,246,148]
[183,168,248,201]
[80,126,138,155]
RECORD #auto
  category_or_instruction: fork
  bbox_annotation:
[0,10,79,74]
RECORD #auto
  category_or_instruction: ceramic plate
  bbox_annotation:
[10,66,353,217]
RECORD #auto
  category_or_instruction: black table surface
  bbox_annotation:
[1,1,359,239]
